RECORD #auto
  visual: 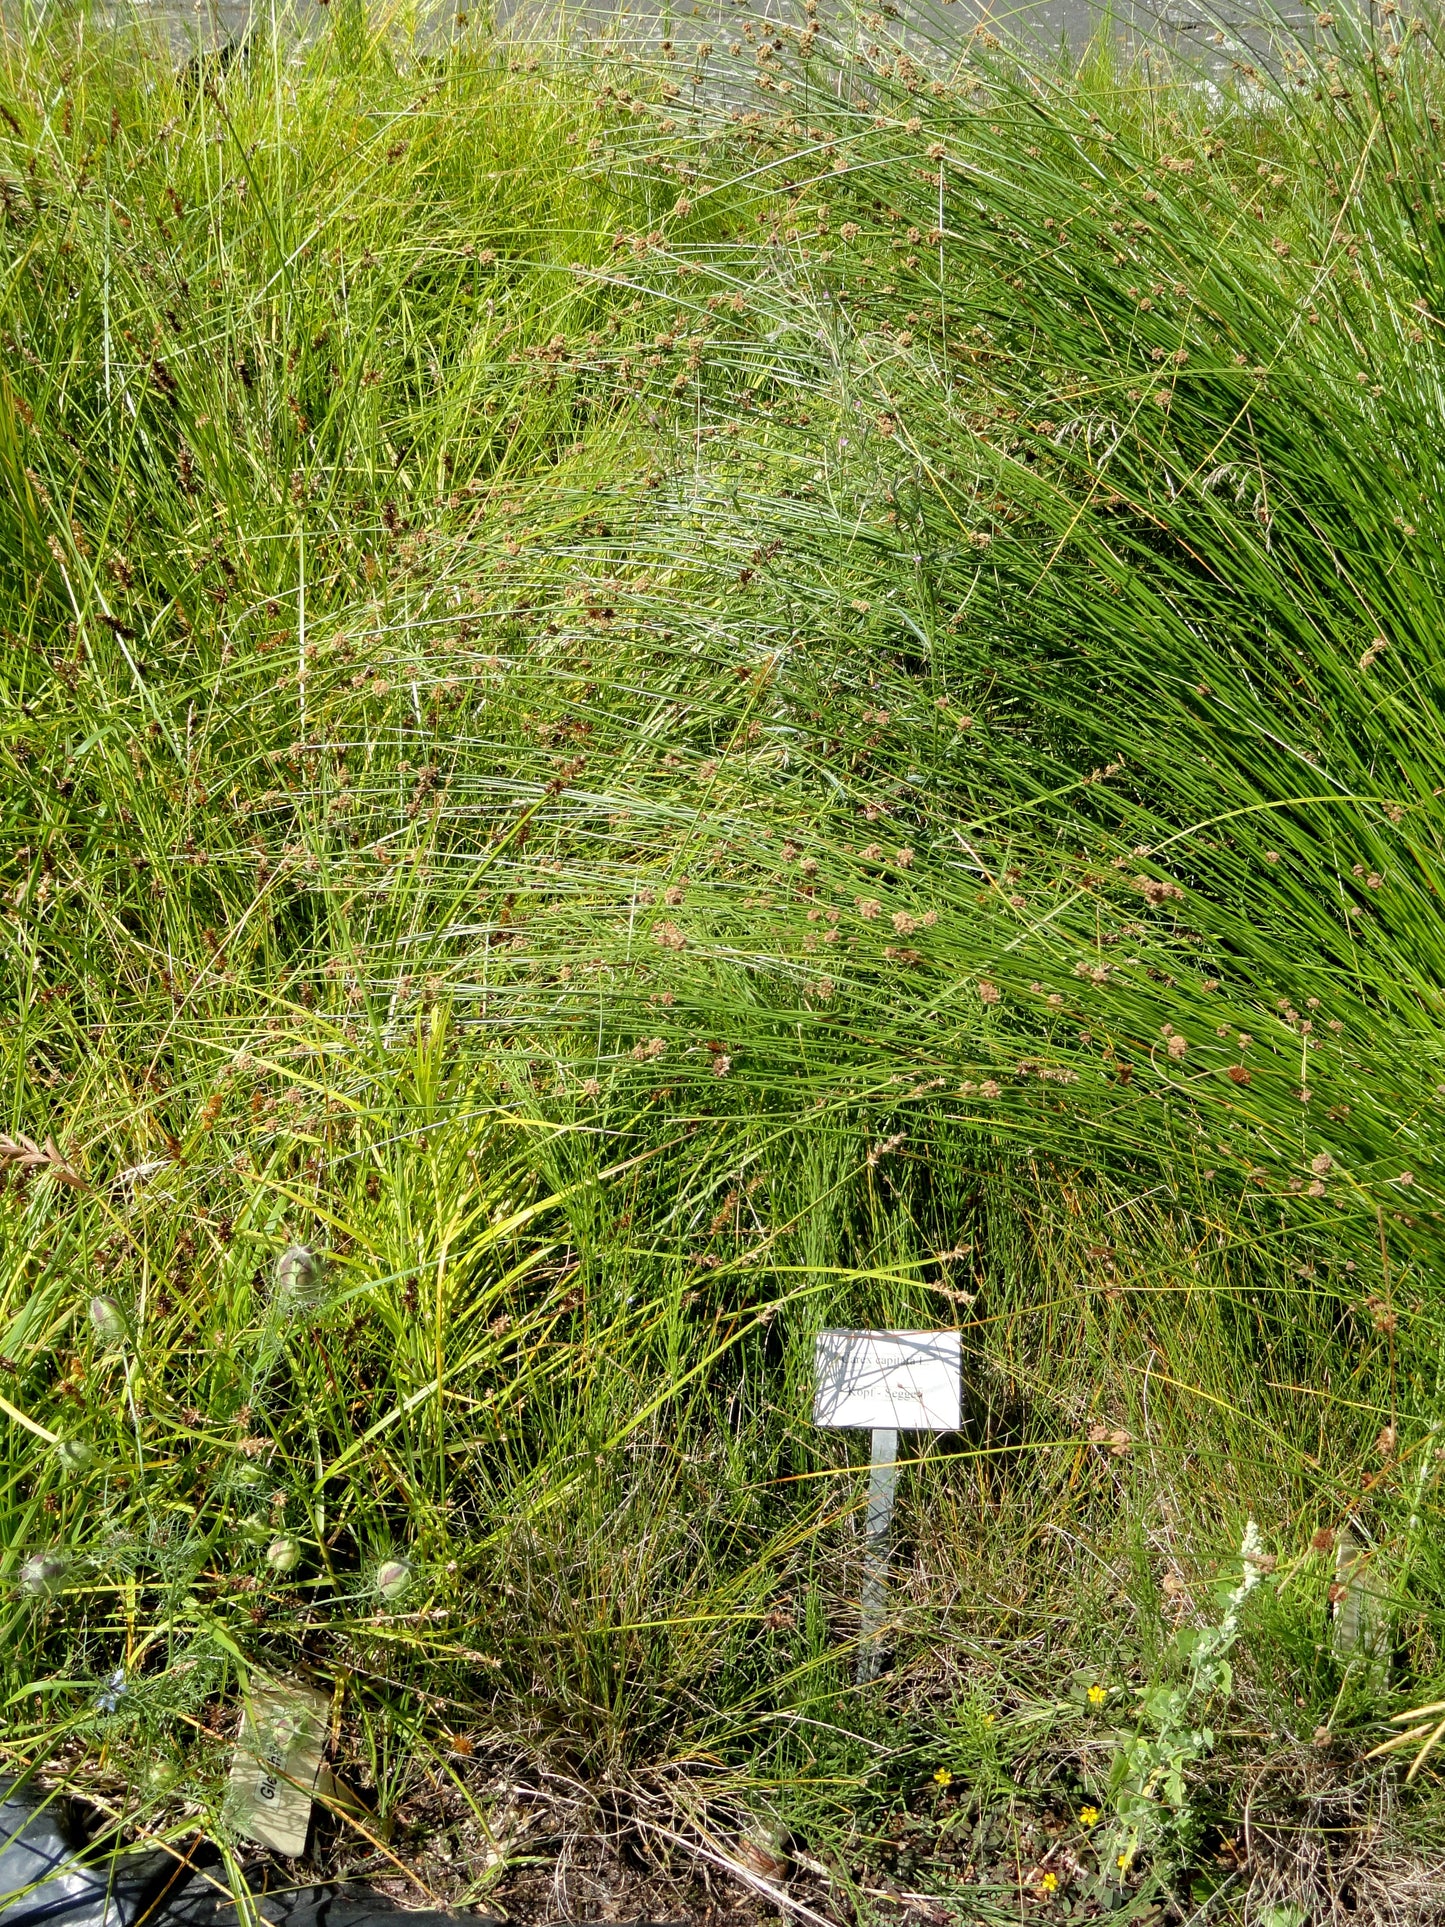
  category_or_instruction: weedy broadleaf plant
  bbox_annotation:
[1107,1521,1274,1882]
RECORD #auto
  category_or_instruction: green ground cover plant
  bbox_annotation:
[4,0,1445,1919]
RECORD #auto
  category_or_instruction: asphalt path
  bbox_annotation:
[15,0,1323,90]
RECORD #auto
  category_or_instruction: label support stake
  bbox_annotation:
[857,1425,898,1684]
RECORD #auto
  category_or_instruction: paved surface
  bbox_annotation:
[15,0,1318,75]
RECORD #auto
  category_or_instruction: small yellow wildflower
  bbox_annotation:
[933,1767,953,1787]
[1117,1852,1131,1872]
[1078,1806,1100,1827]
[1087,1683,1107,1706]
[1039,1872,1059,1894]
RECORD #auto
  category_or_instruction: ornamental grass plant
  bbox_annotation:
[4,0,1445,1918]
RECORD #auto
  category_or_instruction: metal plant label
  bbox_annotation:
[815,1330,961,1683]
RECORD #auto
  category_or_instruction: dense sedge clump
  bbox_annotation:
[1,7,1443,1919]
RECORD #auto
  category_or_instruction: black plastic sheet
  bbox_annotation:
[0,1781,176,1927]
[162,1878,461,1927]
[0,1783,460,1927]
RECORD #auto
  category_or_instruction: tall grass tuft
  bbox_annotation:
[3,1,1445,1918]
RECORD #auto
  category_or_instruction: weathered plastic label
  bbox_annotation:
[223,1678,329,1855]
[814,1329,961,1431]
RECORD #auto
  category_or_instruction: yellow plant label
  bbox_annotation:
[223,1678,329,1856]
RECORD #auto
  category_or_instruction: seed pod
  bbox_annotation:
[736,1838,787,1882]
[274,1245,325,1310]
[144,1758,181,1796]
[735,1822,790,1882]
[89,1295,127,1344]
[375,1557,413,1602]
[239,1515,271,1546]
[19,1550,70,1596]
[55,1438,94,1477]
[266,1535,302,1573]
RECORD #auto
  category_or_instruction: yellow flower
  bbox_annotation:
[1087,1683,1107,1706]
[1117,1852,1131,1871]
[933,1767,953,1787]
[1078,1806,1100,1827]
[1039,1872,1059,1894]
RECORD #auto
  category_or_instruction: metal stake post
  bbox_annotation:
[857,1426,898,1684]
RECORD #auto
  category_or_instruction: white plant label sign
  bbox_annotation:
[815,1329,961,1682]
[814,1328,961,1432]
